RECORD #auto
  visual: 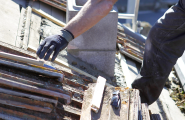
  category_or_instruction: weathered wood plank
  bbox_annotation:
[16,7,26,48]
[27,12,41,52]
[109,87,130,120]
[129,89,139,120]
[91,76,106,113]
[141,103,150,120]
[23,6,32,49]
[80,84,113,120]
[0,0,20,46]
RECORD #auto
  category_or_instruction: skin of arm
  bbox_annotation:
[64,0,118,38]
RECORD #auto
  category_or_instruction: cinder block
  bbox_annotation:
[67,50,116,77]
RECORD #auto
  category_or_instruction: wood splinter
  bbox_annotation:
[91,76,106,113]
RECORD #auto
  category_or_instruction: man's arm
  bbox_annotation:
[65,0,117,38]
[37,0,117,61]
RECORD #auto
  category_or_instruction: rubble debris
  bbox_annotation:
[166,70,185,114]
[81,84,159,120]
[0,47,93,119]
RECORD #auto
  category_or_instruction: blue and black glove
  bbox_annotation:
[36,29,74,61]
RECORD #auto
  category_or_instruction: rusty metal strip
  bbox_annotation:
[0,77,71,104]
[0,87,58,106]
[0,93,53,113]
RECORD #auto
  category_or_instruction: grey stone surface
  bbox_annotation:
[66,0,118,76]
[67,13,118,50]
[67,1,118,50]
[67,50,116,77]
[0,0,20,46]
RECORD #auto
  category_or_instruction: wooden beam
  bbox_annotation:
[0,77,71,104]
[32,8,66,27]
[91,76,106,113]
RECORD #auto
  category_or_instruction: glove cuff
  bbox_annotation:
[60,29,74,42]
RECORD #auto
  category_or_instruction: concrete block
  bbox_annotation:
[67,0,118,50]
[67,50,116,77]
[66,0,118,76]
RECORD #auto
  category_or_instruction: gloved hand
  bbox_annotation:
[36,35,68,61]
[36,29,74,61]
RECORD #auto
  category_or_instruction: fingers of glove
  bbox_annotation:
[38,42,51,59]
[51,48,60,62]
[44,45,55,61]
[36,41,46,56]
[51,43,68,61]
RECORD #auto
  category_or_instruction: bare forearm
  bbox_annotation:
[64,0,117,38]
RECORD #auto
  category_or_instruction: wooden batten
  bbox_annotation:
[91,76,106,113]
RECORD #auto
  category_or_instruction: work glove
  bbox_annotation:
[36,30,74,61]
